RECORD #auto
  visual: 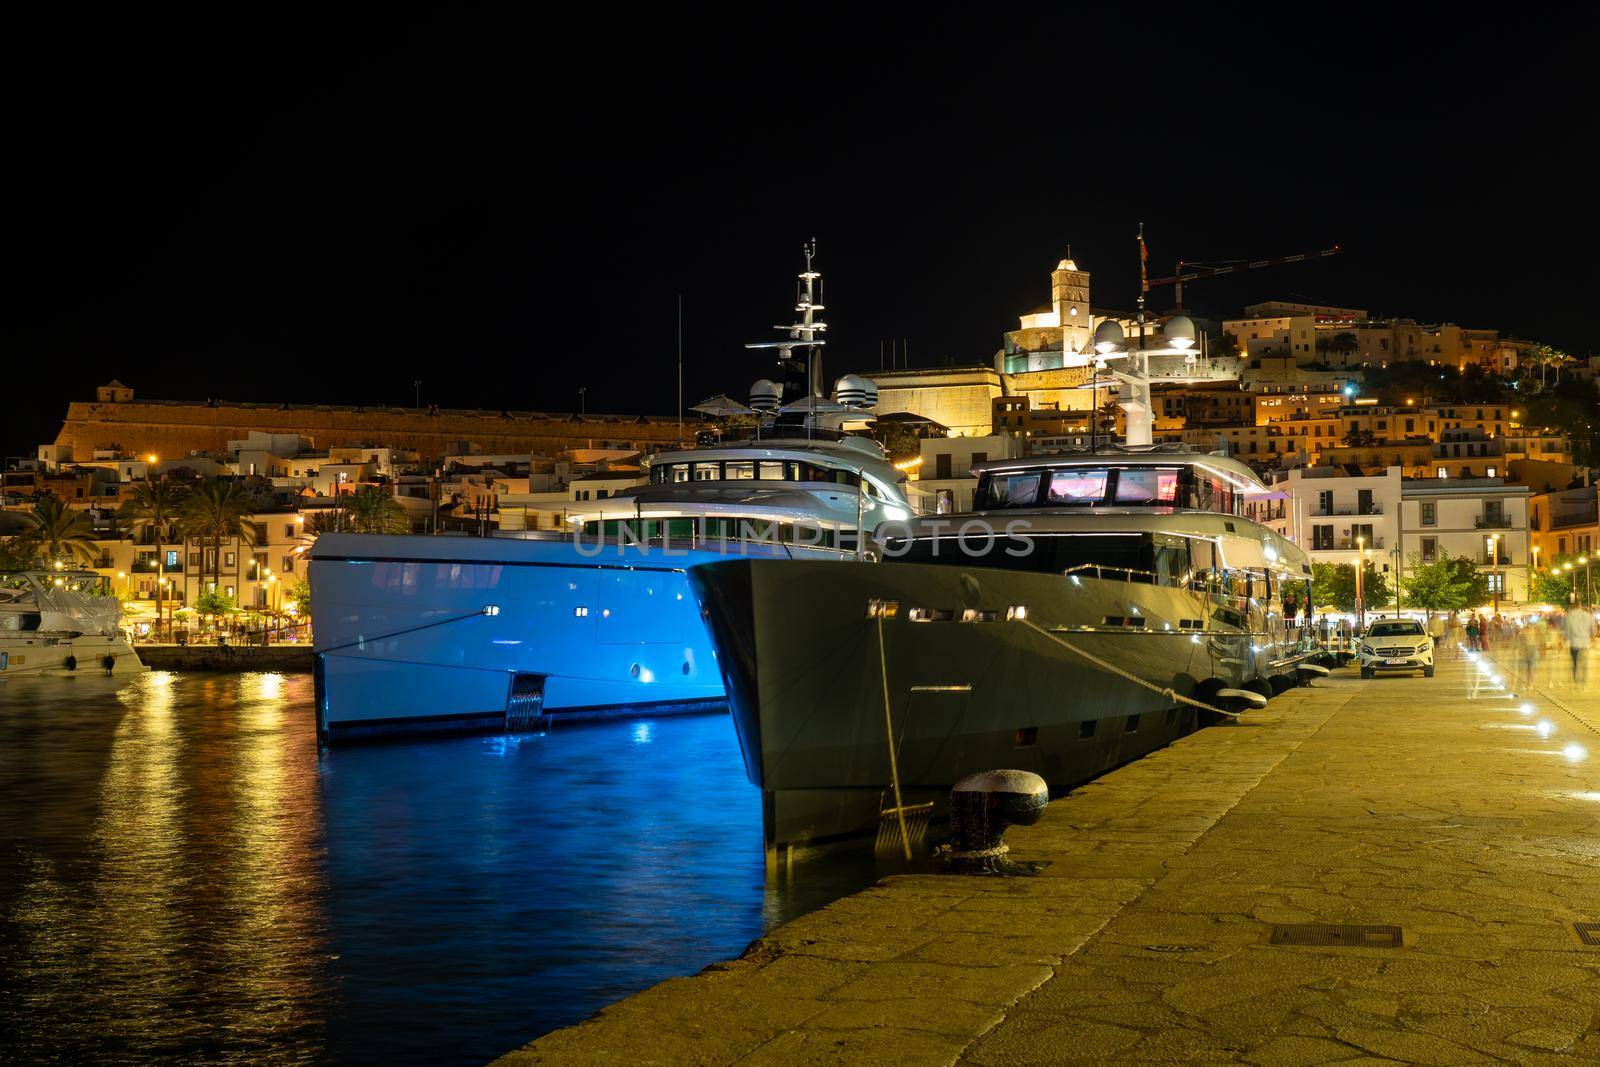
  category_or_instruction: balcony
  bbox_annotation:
[1550,512,1599,530]
[1474,515,1513,529]
[1312,504,1383,517]
[1313,537,1386,552]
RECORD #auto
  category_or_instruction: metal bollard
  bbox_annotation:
[935,769,1048,875]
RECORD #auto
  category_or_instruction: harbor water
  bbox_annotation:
[0,672,884,1065]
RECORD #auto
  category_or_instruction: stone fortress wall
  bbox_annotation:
[52,397,687,461]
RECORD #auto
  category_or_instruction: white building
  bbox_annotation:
[1263,466,1532,604]
[1400,478,1530,605]
[913,434,1016,513]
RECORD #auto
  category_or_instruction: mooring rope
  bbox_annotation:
[1016,618,1248,720]
[875,612,914,861]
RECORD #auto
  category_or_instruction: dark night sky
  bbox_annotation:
[5,8,1597,456]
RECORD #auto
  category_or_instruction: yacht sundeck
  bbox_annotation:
[688,445,1316,865]
[310,244,915,742]
[0,570,144,677]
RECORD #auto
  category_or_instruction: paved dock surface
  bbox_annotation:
[497,651,1600,1064]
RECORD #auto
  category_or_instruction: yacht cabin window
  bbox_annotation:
[1115,469,1180,505]
[650,460,862,488]
[974,465,1242,515]
[1046,469,1109,505]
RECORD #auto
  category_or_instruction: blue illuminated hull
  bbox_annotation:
[309,533,839,743]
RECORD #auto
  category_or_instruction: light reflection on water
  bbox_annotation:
[0,671,886,1065]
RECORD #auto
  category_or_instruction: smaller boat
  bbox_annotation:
[0,570,144,676]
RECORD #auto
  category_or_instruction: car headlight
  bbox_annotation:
[1360,644,1374,655]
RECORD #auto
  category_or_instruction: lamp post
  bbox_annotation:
[1355,535,1366,631]
[1581,556,1592,606]
[266,573,278,642]
[1092,318,1125,451]
[1489,534,1500,614]
[1391,548,1402,617]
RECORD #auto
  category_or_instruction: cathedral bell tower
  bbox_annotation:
[1051,257,1092,361]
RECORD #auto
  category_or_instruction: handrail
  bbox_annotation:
[1061,563,1158,583]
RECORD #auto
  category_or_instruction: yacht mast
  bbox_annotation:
[745,239,827,409]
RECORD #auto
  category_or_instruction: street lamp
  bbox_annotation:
[1488,534,1500,614]
[1355,534,1366,631]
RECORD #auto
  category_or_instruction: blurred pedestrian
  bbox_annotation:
[1565,607,1595,688]
[1516,616,1544,689]
[1445,613,1464,656]
[1466,614,1481,652]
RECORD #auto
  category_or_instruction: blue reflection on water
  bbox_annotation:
[318,713,775,1065]
[0,672,879,1067]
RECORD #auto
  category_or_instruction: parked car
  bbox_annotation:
[1357,619,1435,678]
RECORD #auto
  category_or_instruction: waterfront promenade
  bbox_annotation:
[499,650,1600,1064]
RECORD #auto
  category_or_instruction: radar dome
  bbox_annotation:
[860,378,879,409]
[1093,318,1126,354]
[833,374,868,407]
[748,379,782,412]
[1163,314,1196,350]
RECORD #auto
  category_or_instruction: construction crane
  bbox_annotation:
[1146,245,1343,309]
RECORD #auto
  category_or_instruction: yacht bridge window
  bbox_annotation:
[974,466,1240,515]
[651,460,861,488]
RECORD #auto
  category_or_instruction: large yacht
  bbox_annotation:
[689,443,1315,865]
[310,246,914,742]
[0,569,144,676]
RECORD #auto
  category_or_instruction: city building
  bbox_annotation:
[1262,465,1532,605]
[1530,484,1598,565]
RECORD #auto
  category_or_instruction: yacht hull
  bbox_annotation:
[310,534,827,743]
[690,558,1296,859]
[0,633,144,677]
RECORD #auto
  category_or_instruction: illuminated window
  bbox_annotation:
[1114,469,1179,504]
[1047,469,1109,505]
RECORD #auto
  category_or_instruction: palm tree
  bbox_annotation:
[1526,343,1569,389]
[1329,332,1360,365]
[120,477,187,637]
[18,495,99,567]
[342,485,410,534]
[179,479,257,611]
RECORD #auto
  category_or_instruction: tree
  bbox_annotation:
[870,421,923,462]
[120,477,187,636]
[180,479,257,600]
[1310,560,1391,614]
[1525,343,1570,390]
[286,576,312,615]
[194,588,239,629]
[1401,553,1475,617]
[342,485,410,534]
[18,495,99,566]
[1093,399,1120,436]
[1441,555,1491,609]
[1329,332,1360,363]
[0,536,37,570]
[1531,554,1594,608]
[1341,428,1378,448]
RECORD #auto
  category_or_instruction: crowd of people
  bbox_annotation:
[1440,608,1597,688]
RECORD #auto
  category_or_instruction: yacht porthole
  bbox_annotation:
[681,662,691,675]
[630,663,641,679]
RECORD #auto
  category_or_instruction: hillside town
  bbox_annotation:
[3,252,1596,641]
